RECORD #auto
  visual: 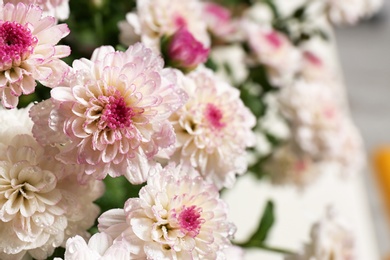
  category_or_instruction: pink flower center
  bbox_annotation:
[265,31,282,49]
[205,103,225,130]
[178,205,204,237]
[101,94,135,130]
[0,21,37,70]
[304,51,323,67]
[174,15,187,29]
[323,106,336,119]
[294,160,307,172]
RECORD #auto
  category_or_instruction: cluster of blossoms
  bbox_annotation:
[0,0,377,258]
[0,106,103,260]
[0,0,255,258]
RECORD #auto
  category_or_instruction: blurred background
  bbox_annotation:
[335,0,390,256]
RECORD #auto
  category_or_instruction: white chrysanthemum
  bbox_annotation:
[5,0,70,21]
[55,233,132,260]
[243,2,274,25]
[263,143,319,188]
[324,0,383,25]
[278,79,345,161]
[118,0,210,52]
[0,104,33,136]
[210,44,249,85]
[30,44,187,184]
[168,68,256,189]
[244,22,301,87]
[285,207,356,260]
[0,2,70,108]
[0,107,104,260]
[330,119,366,177]
[98,163,236,259]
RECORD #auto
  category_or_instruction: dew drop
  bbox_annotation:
[68,243,76,254]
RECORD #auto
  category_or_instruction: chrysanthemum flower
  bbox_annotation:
[98,163,236,259]
[277,79,365,177]
[278,79,344,161]
[324,0,382,25]
[5,0,70,21]
[202,2,240,41]
[118,0,210,52]
[0,106,104,260]
[263,143,319,188]
[328,118,365,177]
[285,207,356,260]
[244,22,301,87]
[0,2,70,108]
[30,44,187,183]
[168,68,256,189]
[56,233,132,260]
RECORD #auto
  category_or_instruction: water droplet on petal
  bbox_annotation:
[68,243,76,254]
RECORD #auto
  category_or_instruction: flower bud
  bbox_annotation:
[164,27,209,72]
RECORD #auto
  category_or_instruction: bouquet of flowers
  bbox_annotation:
[0,0,381,259]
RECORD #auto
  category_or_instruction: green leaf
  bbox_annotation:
[95,176,144,214]
[205,57,218,72]
[234,200,295,255]
[246,200,275,244]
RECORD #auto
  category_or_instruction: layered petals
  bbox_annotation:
[30,43,187,183]
[167,68,256,189]
[0,106,104,259]
[0,2,70,108]
[98,163,236,259]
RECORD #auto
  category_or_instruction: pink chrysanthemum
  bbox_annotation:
[30,44,187,183]
[263,143,320,188]
[244,22,301,87]
[278,79,344,160]
[118,0,210,52]
[98,163,236,259]
[0,2,70,108]
[5,0,70,21]
[167,68,256,189]
[202,2,240,41]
